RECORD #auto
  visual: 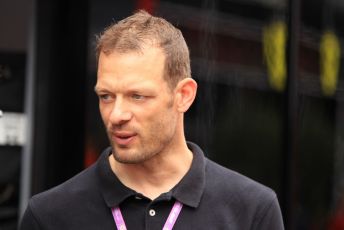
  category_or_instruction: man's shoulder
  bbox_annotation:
[21,161,113,229]
[204,158,277,205]
[29,163,99,213]
[201,158,284,229]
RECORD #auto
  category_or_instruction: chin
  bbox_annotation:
[112,148,158,164]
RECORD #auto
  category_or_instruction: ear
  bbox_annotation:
[174,78,197,113]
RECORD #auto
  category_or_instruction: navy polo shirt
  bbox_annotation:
[20,142,284,229]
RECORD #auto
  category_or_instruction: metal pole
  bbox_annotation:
[283,0,300,229]
[19,0,36,220]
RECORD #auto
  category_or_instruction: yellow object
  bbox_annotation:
[263,21,287,92]
[320,31,341,96]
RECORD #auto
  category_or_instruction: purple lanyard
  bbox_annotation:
[111,201,183,230]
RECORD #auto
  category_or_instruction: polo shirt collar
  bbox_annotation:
[97,142,206,209]
[171,142,205,208]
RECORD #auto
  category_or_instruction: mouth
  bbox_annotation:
[111,131,137,146]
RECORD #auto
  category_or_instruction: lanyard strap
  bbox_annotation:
[111,201,183,230]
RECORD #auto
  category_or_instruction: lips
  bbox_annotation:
[112,131,137,146]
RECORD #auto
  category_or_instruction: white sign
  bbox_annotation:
[0,112,26,146]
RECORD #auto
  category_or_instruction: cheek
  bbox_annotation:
[99,104,111,124]
[132,98,176,126]
[154,108,177,128]
[131,104,156,120]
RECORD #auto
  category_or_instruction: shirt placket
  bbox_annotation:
[145,200,174,230]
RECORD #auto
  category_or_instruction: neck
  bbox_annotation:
[109,141,193,200]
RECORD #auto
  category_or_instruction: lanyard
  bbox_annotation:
[111,201,183,230]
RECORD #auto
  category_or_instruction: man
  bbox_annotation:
[20,10,284,229]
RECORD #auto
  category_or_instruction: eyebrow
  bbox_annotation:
[94,86,104,94]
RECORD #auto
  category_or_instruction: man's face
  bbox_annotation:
[95,47,179,164]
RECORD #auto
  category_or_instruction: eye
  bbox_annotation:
[131,94,145,100]
[99,94,113,102]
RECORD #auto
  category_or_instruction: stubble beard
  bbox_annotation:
[107,94,177,164]
[107,121,176,164]
[109,136,159,164]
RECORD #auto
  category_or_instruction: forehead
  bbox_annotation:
[96,47,167,89]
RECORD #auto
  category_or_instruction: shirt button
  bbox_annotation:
[149,209,156,216]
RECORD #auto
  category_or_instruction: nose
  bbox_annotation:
[109,98,132,126]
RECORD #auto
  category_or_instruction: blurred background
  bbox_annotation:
[1,0,344,229]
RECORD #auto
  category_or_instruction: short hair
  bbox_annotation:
[96,10,191,89]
